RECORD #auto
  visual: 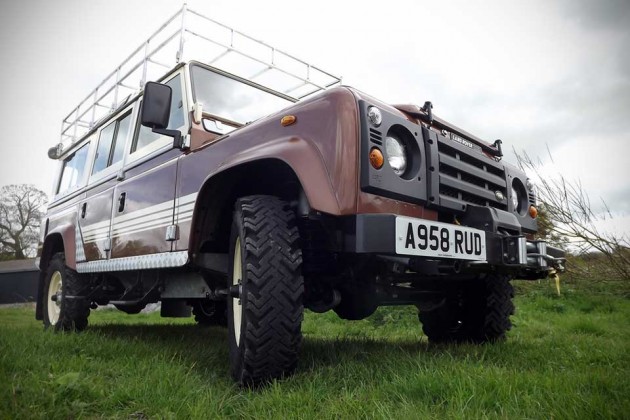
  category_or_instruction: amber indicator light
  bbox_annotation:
[369,148,384,169]
[529,205,538,218]
[281,115,297,126]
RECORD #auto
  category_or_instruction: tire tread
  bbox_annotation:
[231,195,304,385]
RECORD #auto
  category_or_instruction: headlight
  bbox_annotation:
[385,135,407,175]
[511,186,519,211]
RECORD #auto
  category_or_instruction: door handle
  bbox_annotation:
[81,203,87,219]
[118,192,126,212]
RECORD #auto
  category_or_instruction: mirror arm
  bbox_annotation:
[151,128,187,150]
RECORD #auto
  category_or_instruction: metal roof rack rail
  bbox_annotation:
[60,3,342,146]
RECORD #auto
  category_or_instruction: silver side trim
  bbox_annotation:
[76,251,189,273]
[78,192,199,244]
[75,221,87,263]
[82,219,111,233]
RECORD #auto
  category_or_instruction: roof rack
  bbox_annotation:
[60,4,342,146]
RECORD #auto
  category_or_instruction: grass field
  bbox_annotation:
[1,281,629,419]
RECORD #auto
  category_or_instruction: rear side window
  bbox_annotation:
[132,75,184,152]
[57,143,90,194]
[92,112,132,175]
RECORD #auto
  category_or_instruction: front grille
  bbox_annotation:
[528,190,537,206]
[369,128,382,145]
[436,137,508,211]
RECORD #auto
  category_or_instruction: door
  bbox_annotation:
[109,72,187,258]
[109,158,179,257]
[79,108,132,261]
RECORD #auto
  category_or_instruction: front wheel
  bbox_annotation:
[43,253,90,331]
[227,195,304,386]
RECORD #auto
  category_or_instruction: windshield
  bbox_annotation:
[191,65,294,124]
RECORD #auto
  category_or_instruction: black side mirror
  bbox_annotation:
[140,81,186,149]
[141,82,172,129]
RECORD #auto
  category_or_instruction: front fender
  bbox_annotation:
[182,86,360,216]
[212,136,342,215]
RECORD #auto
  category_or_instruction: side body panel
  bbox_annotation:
[110,152,179,258]
[41,86,439,263]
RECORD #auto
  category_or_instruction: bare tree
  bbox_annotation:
[516,151,630,282]
[0,184,48,260]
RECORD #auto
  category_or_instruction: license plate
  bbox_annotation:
[395,217,486,261]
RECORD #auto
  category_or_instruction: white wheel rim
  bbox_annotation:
[232,237,243,346]
[47,271,63,326]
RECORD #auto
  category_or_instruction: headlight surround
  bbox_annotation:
[511,179,527,215]
[385,135,407,176]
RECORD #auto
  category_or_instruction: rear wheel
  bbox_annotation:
[43,253,90,331]
[418,274,514,343]
[227,195,304,386]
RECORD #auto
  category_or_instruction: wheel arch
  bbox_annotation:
[189,158,309,254]
[35,229,74,320]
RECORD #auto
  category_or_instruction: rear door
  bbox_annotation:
[78,107,133,261]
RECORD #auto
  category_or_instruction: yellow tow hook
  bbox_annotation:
[549,268,561,296]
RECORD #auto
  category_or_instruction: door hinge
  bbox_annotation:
[166,224,179,242]
[182,134,191,149]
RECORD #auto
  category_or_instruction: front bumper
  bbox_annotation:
[344,213,565,278]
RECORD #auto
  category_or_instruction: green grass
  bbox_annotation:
[1,284,629,419]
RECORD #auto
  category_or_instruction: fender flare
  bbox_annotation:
[195,137,343,215]
[42,224,78,270]
[202,136,342,215]
[187,136,344,253]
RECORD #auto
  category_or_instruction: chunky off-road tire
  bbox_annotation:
[192,299,227,327]
[43,253,90,332]
[418,274,514,343]
[227,195,304,386]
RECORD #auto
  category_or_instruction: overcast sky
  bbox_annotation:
[0,0,628,236]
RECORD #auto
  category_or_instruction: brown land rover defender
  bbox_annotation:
[37,6,565,385]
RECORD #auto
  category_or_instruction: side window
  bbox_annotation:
[92,111,132,175]
[92,122,115,174]
[57,143,90,195]
[132,75,184,153]
[112,114,131,165]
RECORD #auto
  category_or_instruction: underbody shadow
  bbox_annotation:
[87,321,519,385]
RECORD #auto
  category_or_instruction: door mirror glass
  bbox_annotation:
[140,82,172,129]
